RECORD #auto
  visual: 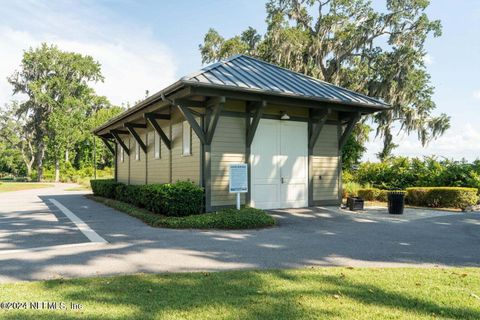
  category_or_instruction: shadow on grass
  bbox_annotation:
[2,270,479,320]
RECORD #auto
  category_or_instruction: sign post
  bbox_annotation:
[229,163,248,210]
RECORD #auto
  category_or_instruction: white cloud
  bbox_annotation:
[423,53,434,66]
[363,122,480,162]
[473,90,480,100]
[0,1,177,107]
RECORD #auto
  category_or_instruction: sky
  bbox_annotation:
[0,0,479,162]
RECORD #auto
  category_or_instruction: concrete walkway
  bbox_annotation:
[0,183,479,282]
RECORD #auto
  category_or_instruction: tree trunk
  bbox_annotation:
[54,158,60,182]
[65,149,69,162]
[21,147,35,179]
[36,143,45,182]
[26,163,32,177]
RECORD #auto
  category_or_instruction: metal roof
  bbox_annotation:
[182,54,389,108]
[94,54,389,135]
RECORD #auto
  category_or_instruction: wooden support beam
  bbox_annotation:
[246,100,267,147]
[176,104,206,145]
[173,99,206,109]
[125,123,147,153]
[205,96,225,144]
[308,108,331,149]
[111,130,130,156]
[144,113,171,120]
[100,137,115,154]
[112,129,129,135]
[125,123,147,129]
[338,112,361,149]
[145,114,172,150]
[189,86,387,114]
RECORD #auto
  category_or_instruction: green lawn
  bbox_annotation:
[86,195,275,229]
[0,268,478,319]
[0,182,54,193]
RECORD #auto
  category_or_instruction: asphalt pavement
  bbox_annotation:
[0,183,479,282]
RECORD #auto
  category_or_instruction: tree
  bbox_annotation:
[0,102,35,176]
[199,0,450,160]
[342,123,371,170]
[79,105,125,169]
[8,43,104,181]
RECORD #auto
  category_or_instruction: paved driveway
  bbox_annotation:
[0,184,479,282]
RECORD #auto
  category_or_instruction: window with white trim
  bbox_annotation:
[154,131,161,159]
[182,121,191,156]
[135,139,140,161]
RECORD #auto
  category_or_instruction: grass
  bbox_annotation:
[0,268,478,319]
[0,182,54,193]
[65,186,91,191]
[86,195,276,229]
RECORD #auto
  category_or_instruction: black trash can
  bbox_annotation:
[388,190,406,214]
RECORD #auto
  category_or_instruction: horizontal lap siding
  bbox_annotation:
[211,116,246,207]
[130,132,147,185]
[312,124,340,200]
[146,125,170,184]
[171,111,200,183]
[116,136,129,184]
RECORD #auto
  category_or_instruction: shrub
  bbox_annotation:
[87,195,274,229]
[342,182,361,198]
[90,179,204,216]
[357,188,390,202]
[342,171,356,184]
[153,208,275,229]
[161,181,204,216]
[114,184,140,207]
[406,187,479,209]
[358,188,380,201]
[376,190,389,202]
[90,179,121,198]
[353,156,480,191]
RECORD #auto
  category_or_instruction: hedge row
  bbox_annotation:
[355,186,478,209]
[357,188,388,202]
[406,187,478,209]
[90,179,204,216]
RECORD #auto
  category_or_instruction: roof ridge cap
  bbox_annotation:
[181,54,245,81]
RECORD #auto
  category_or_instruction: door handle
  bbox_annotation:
[281,177,285,184]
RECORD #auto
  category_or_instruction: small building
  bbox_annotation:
[93,55,389,211]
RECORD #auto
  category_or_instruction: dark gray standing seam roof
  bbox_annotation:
[182,54,389,108]
[94,54,389,134]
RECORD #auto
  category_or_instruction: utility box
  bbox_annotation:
[347,197,364,211]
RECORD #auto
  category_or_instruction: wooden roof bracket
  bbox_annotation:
[309,108,331,150]
[339,112,362,150]
[144,113,172,150]
[204,96,225,145]
[246,100,267,148]
[161,93,207,145]
[124,123,147,153]
[100,137,115,154]
[111,129,130,156]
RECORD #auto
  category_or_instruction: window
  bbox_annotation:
[120,146,124,163]
[182,121,191,156]
[154,132,161,159]
[135,139,140,161]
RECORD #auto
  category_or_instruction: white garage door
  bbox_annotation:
[250,119,308,209]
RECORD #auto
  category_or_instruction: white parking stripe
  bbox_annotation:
[49,199,108,244]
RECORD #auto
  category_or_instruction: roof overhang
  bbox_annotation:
[93,79,391,137]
